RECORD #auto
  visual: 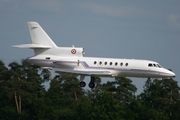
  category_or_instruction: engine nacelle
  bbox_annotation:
[58,47,85,57]
[33,46,85,57]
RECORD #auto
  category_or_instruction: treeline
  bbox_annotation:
[0,60,180,120]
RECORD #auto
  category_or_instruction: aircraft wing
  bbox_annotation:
[54,68,112,76]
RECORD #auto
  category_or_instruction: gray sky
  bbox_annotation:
[0,0,180,94]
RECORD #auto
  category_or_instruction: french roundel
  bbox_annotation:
[71,49,76,54]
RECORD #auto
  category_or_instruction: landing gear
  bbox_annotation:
[79,81,86,87]
[89,76,95,88]
[145,78,152,89]
[79,76,96,88]
[89,82,95,88]
[79,75,86,87]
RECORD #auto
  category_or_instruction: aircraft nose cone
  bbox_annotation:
[171,72,176,78]
[161,68,176,78]
[168,69,175,77]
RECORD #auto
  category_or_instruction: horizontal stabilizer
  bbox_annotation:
[12,44,52,49]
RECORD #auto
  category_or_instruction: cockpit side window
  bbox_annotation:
[157,64,162,68]
[153,64,157,67]
[148,63,153,67]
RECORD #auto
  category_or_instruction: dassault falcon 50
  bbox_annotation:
[13,21,175,88]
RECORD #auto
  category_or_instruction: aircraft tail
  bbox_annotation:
[13,21,58,55]
[13,21,85,57]
[28,21,57,48]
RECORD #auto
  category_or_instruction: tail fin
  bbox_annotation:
[13,21,58,55]
[28,21,57,48]
[13,21,85,57]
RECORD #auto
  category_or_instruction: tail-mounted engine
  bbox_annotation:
[58,46,85,57]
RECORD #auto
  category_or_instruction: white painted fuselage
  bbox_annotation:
[27,55,175,78]
[13,21,175,88]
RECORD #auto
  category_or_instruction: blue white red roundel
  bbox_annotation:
[71,49,76,54]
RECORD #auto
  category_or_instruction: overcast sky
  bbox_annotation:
[0,0,180,94]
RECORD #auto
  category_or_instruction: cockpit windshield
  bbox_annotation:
[157,64,162,68]
[148,63,162,68]
[153,64,157,67]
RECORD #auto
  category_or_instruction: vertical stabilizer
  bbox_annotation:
[28,21,57,48]
[13,21,85,57]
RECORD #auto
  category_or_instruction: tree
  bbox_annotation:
[78,92,126,120]
[0,60,46,119]
[0,60,19,119]
[91,77,102,95]
[102,77,137,103]
[1,59,180,119]
[138,78,180,119]
[45,75,86,119]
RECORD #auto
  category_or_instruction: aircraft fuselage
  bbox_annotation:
[14,21,175,88]
[27,55,175,78]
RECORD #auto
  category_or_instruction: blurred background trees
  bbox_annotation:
[0,60,180,120]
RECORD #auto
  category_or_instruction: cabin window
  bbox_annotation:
[99,61,102,65]
[148,63,153,67]
[104,62,107,65]
[94,61,97,65]
[110,62,112,65]
[125,63,128,66]
[46,57,50,60]
[120,62,123,66]
[115,62,118,66]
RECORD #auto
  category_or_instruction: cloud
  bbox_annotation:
[77,2,146,17]
[28,0,61,12]
[167,14,180,29]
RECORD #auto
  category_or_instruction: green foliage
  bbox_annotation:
[0,60,180,119]
[102,77,137,103]
[138,78,180,119]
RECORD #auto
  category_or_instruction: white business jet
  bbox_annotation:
[13,21,175,88]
